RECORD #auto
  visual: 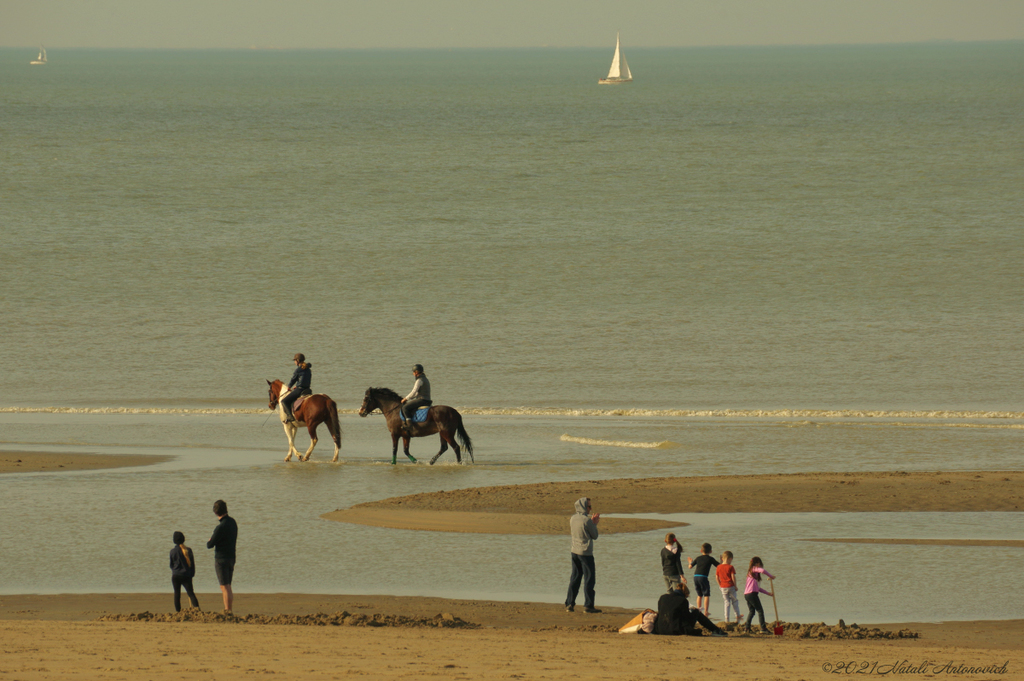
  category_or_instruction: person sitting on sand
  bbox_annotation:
[660,533,686,593]
[169,531,200,612]
[743,556,776,634]
[655,582,727,637]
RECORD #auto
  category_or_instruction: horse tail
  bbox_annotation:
[327,398,342,449]
[455,412,473,463]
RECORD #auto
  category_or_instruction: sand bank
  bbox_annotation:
[323,508,684,535]
[803,538,1024,547]
[1,594,1022,680]
[323,470,1024,534]
[0,451,171,474]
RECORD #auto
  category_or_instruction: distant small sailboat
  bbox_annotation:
[598,33,631,84]
[30,47,47,65]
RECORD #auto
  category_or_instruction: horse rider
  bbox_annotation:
[282,353,312,423]
[400,364,432,427]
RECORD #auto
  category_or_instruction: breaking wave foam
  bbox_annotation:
[2,406,1023,422]
[560,435,680,449]
[461,407,1024,420]
[1,406,287,416]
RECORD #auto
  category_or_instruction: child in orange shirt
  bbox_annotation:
[715,550,742,624]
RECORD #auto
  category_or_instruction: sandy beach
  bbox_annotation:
[2,594,1022,680]
[0,451,170,474]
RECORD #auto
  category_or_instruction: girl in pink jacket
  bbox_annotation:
[743,556,775,634]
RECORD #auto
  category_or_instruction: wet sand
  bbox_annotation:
[0,451,171,474]
[1,594,1021,680]
[323,470,1024,534]
[803,538,1024,547]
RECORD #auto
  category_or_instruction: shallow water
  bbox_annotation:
[3,411,1023,622]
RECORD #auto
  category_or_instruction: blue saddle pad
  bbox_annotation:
[400,407,430,423]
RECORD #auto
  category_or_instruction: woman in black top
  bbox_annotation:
[282,353,312,423]
[169,531,200,612]
[655,583,725,637]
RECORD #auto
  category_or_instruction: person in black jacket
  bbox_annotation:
[169,531,200,612]
[207,499,238,614]
[661,532,686,593]
[655,583,726,637]
[282,353,312,423]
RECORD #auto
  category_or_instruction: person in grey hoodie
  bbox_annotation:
[400,364,432,427]
[564,496,601,613]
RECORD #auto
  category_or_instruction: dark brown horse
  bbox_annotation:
[358,387,474,465]
[267,379,342,462]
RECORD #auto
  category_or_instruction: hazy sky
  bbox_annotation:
[5,0,1024,49]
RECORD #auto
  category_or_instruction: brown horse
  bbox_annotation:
[267,380,342,462]
[358,387,474,465]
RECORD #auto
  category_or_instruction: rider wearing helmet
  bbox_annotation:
[282,353,312,423]
[400,364,432,428]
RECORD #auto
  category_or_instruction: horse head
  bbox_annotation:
[267,379,284,410]
[358,387,377,417]
[359,387,402,417]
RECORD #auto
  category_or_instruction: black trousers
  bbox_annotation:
[282,388,308,416]
[565,553,596,608]
[402,398,431,422]
[745,592,766,628]
[172,574,200,612]
[686,608,722,635]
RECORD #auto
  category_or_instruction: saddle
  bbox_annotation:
[399,406,431,424]
[292,389,314,412]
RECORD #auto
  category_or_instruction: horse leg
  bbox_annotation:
[391,433,399,465]
[403,435,417,463]
[429,435,449,465]
[449,431,463,464]
[302,422,318,462]
[283,422,299,462]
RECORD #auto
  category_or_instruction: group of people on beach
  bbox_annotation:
[565,496,777,636]
[168,500,238,614]
[662,533,776,635]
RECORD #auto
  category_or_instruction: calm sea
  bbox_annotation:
[1,44,1022,621]
[3,43,1023,411]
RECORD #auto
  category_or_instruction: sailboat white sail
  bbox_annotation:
[598,33,632,84]
[30,47,47,65]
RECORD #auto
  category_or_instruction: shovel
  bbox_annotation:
[769,577,784,636]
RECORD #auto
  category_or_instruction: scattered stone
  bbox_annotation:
[720,621,918,640]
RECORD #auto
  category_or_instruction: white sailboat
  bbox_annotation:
[30,47,47,65]
[598,33,631,84]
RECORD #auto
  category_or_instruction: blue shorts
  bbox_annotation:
[693,575,711,597]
